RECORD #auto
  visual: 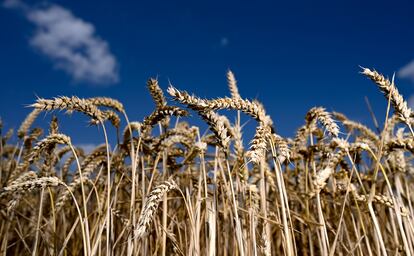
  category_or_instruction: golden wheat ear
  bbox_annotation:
[134,179,178,239]
[306,107,339,137]
[361,67,412,123]
[227,69,241,99]
[31,96,105,122]
[147,78,167,107]
[17,109,41,139]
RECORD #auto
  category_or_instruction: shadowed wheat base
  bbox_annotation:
[1,68,414,255]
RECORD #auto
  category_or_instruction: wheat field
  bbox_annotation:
[1,68,414,255]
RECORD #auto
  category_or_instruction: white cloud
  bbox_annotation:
[398,60,414,82]
[4,0,119,85]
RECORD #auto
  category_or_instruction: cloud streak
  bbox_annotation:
[4,0,119,85]
[220,37,229,47]
[398,60,414,83]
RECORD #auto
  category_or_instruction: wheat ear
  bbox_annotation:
[28,134,71,163]
[0,176,62,199]
[147,78,167,107]
[17,109,41,139]
[198,110,232,149]
[87,97,125,113]
[246,124,272,164]
[135,180,178,238]
[306,107,339,137]
[227,70,241,99]
[31,96,104,122]
[362,67,412,123]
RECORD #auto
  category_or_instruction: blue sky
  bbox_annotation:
[1,0,414,145]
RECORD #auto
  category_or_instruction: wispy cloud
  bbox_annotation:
[398,60,414,83]
[76,143,100,154]
[220,37,229,47]
[3,0,119,85]
[408,94,414,109]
